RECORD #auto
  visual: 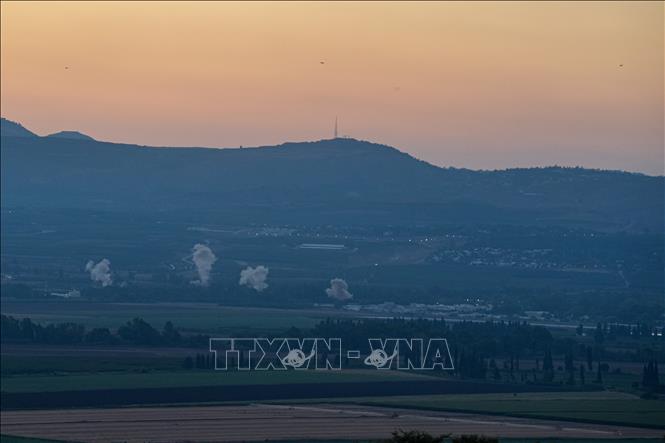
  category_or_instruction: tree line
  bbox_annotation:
[299,317,663,388]
[0,315,207,347]
[3,314,662,392]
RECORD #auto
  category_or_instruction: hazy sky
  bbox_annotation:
[1,1,663,174]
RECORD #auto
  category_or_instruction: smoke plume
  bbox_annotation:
[325,278,353,301]
[239,265,269,292]
[85,259,112,287]
[191,243,217,286]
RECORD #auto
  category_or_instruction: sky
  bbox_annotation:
[1,1,663,175]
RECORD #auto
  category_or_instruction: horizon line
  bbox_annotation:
[1,116,662,178]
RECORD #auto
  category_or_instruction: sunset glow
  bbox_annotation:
[1,1,663,173]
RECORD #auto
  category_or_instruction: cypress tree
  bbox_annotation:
[543,349,554,382]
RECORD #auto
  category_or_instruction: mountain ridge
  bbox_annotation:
[1,119,662,231]
[0,118,37,138]
[1,131,656,178]
[46,130,96,141]
[1,117,659,177]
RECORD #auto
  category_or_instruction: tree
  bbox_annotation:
[390,430,449,443]
[118,318,161,345]
[162,321,181,344]
[1,315,21,339]
[452,436,499,443]
[20,317,36,340]
[85,327,114,344]
[43,322,85,344]
[457,351,487,379]
[642,360,661,389]
[543,348,554,382]
[594,323,605,345]
[564,348,574,385]
[586,346,593,371]
[490,359,500,380]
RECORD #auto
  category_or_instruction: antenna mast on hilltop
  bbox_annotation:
[334,116,338,139]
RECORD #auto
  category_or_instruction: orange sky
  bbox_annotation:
[1,1,663,174]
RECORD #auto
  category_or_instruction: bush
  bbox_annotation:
[387,431,499,443]
[452,436,499,443]
[389,430,448,443]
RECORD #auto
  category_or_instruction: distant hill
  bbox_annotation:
[0,118,37,138]
[0,118,95,140]
[1,121,662,231]
[46,130,95,141]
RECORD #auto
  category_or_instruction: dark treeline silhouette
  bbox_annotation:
[3,314,663,389]
[307,318,552,380]
[642,359,662,391]
[0,315,207,347]
[300,318,663,384]
[308,317,663,362]
[182,353,216,370]
[387,431,498,443]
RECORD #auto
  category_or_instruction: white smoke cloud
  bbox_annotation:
[239,265,269,292]
[325,278,353,301]
[85,259,112,287]
[191,243,217,286]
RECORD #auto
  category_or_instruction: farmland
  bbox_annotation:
[0,301,333,333]
[1,368,436,393]
[3,209,663,323]
[2,274,663,440]
[345,391,665,429]
[1,378,582,410]
[1,403,662,443]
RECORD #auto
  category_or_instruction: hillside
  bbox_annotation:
[0,118,37,138]
[1,121,662,231]
[46,131,96,141]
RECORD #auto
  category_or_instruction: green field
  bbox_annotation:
[2,301,663,431]
[7,369,660,429]
[0,301,339,333]
[0,436,66,443]
[0,368,437,393]
[1,354,184,375]
[262,391,665,429]
[339,391,665,429]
